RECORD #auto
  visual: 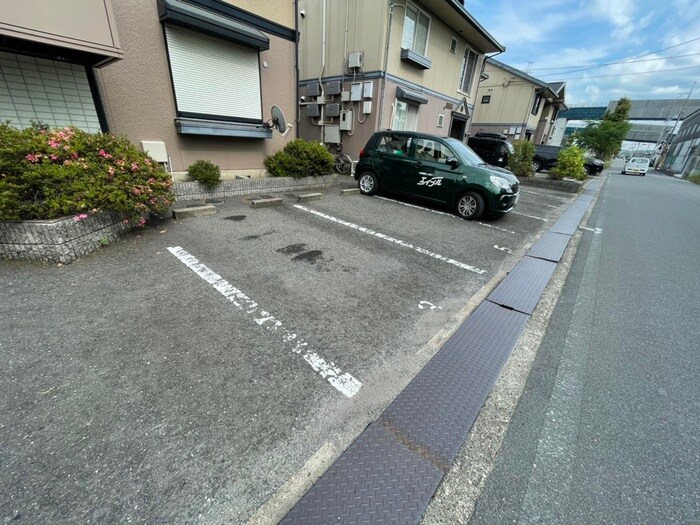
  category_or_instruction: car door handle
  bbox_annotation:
[415,162,424,168]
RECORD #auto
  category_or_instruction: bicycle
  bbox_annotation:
[325,143,353,174]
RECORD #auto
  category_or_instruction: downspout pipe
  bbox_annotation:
[294,0,300,138]
[378,2,405,131]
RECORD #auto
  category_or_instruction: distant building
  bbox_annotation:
[661,108,700,177]
[472,59,566,144]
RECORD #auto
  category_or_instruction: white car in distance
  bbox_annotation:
[622,157,650,176]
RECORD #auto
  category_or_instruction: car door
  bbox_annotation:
[409,139,456,203]
[374,134,414,192]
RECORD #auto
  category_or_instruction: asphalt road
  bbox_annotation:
[470,163,700,524]
[1,179,577,524]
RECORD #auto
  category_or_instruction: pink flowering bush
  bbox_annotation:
[0,123,173,222]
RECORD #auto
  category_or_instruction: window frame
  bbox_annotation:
[392,99,419,131]
[458,46,479,96]
[531,91,543,115]
[401,2,431,57]
[481,95,491,104]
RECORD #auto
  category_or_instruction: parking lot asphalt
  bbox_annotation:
[1,178,581,524]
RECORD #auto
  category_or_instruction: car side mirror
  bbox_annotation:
[446,157,460,168]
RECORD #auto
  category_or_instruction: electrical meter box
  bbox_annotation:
[324,80,341,96]
[306,83,320,97]
[363,81,374,99]
[350,82,363,102]
[341,91,351,102]
[339,110,353,131]
[305,104,320,117]
[325,103,340,117]
[324,125,341,144]
[362,101,372,114]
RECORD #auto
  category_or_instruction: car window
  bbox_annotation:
[421,141,454,163]
[377,134,410,156]
[445,138,485,166]
[629,158,649,165]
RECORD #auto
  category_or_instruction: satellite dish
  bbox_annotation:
[271,105,286,133]
[265,105,293,138]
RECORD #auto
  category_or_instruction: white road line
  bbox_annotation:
[373,196,517,235]
[512,211,549,222]
[167,246,362,398]
[293,205,487,275]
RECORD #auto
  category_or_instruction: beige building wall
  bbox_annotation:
[224,0,295,30]
[384,6,482,103]
[0,0,121,62]
[95,0,296,176]
[472,62,542,140]
[297,0,387,80]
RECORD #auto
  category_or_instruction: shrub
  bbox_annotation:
[508,140,535,178]
[688,171,700,184]
[187,159,221,188]
[264,139,334,178]
[550,146,587,181]
[0,123,173,223]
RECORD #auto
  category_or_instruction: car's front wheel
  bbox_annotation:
[358,172,378,195]
[456,191,485,220]
[533,160,542,172]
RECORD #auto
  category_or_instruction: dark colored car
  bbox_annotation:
[354,131,520,220]
[467,133,514,169]
[533,144,604,175]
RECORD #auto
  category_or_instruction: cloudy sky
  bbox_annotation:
[466,0,700,107]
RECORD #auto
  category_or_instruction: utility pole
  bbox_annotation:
[662,81,697,169]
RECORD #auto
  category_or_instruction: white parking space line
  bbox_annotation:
[512,211,549,222]
[293,205,487,275]
[167,246,362,398]
[521,190,571,201]
[373,196,517,235]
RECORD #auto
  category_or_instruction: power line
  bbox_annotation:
[525,36,700,77]
[527,52,700,72]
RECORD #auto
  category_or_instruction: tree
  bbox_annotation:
[575,97,631,160]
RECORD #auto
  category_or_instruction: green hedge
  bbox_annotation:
[0,124,173,223]
[264,139,334,178]
[550,146,587,181]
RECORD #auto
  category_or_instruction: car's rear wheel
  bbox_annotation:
[533,160,542,172]
[358,172,378,195]
[585,166,593,176]
[456,191,485,220]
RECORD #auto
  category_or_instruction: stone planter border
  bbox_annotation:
[0,211,132,264]
[174,174,347,201]
[518,175,583,193]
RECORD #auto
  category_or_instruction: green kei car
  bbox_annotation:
[354,131,520,220]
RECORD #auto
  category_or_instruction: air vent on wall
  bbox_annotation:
[437,114,445,128]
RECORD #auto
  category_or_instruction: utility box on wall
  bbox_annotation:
[324,125,341,144]
[324,81,341,96]
[339,110,353,131]
[350,82,363,102]
[305,104,320,117]
[326,103,340,117]
[306,83,320,97]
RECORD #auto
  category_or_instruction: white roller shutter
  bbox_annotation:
[164,25,262,121]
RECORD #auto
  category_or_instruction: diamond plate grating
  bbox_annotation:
[487,256,557,314]
[279,423,443,525]
[550,213,582,234]
[379,301,529,468]
[528,232,571,262]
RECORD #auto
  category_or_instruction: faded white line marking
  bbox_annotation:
[540,203,559,209]
[512,211,549,222]
[418,301,442,311]
[167,246,362,398]
[494,245,512,253]
[578,226,603,233]
[373,196,517,235]
[521,190,570,201]
[294,205,487,275]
